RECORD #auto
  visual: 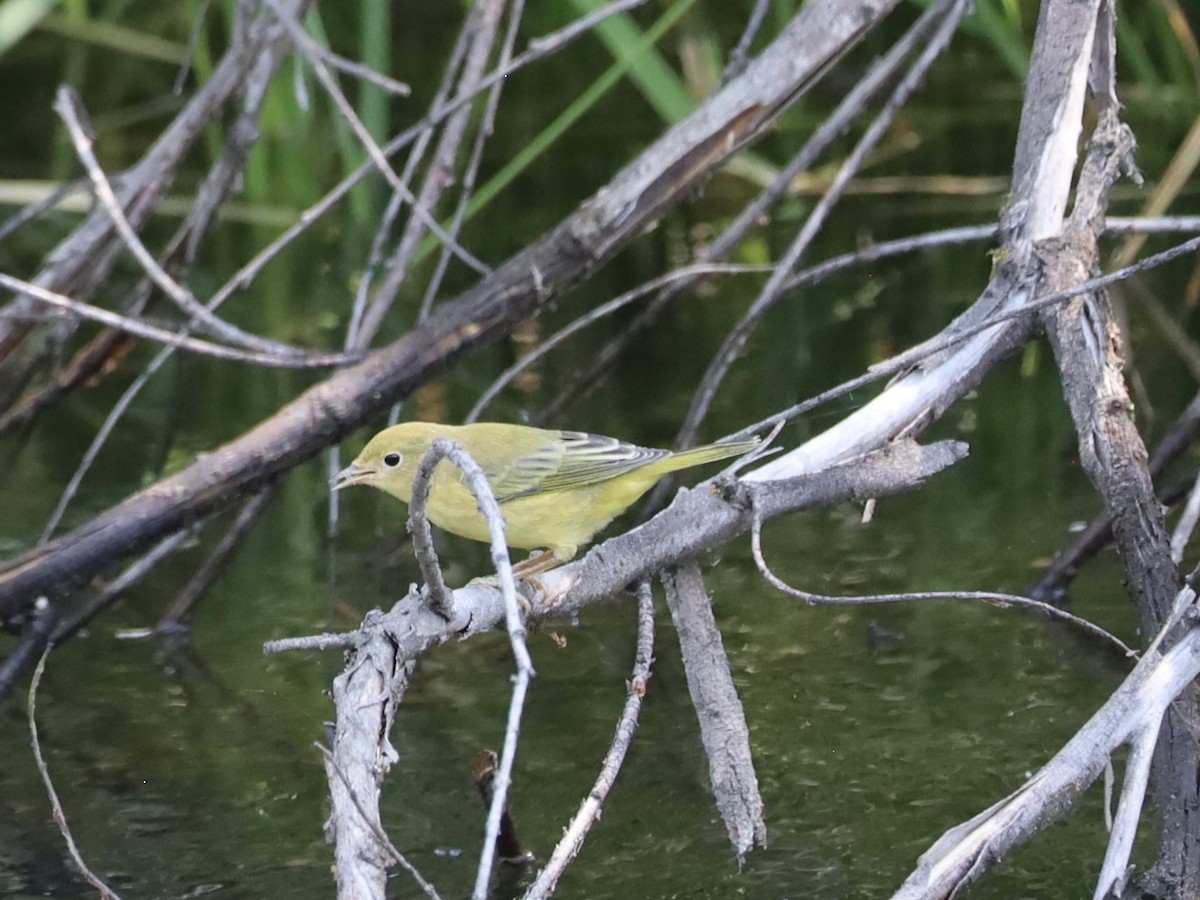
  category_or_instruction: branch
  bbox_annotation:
[0,0,312,377]
[273,439,966,659]
[0,0,904,624]
[522,580,655,899]
[323,611,410,900]
[893,588,1200,900]
[29,650,124,900]
[663,562,767,859]
[52,86,309,358]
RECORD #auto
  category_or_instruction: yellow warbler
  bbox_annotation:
[332,422,759,574]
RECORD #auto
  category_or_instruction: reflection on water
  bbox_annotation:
[0,416,1139,898]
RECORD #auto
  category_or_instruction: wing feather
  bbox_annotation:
[488,431,667,501]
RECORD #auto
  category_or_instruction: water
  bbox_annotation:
[0,377,1143,897]
[2,2,1194,897]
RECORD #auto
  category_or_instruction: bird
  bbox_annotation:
[332,421,760,576]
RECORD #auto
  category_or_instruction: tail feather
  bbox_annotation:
[660,437,760,474]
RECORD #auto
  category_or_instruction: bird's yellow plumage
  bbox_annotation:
[333,422,758,574]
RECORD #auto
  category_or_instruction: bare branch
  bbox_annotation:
[0,271,356,368]
[749,506,1137,658]
[400,435,537,897]
[522,580,656,899]
[678,0,971,449]
[1,0,907,624]
[663,562,767,858]
[317,742,442,900]
[29,649,124,900]
[53,87,307,357]
[894,588,1200,900]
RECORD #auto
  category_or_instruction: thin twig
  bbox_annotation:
[360,0,505,341]
[0,176,91,244]
[523,211,1200,429]
[0,270,356,368]
[316,742,443,900]
[343,2,480,349]
[210,0,664,342]
[524,0,648,57]
[729,231,1200,443]
[475,649,534,900]
[173,0,210,94]
[29,648,125,900]
[54,86,307,357]
[404,436,533,660]
[542,0,960,423]
[723,0,772,80]
[467,263,773,421]
[287,19,412,97]
[417,0,525,321]
[263,0,491,278]
[678,0,971,450]
[54,530,196,647]
[40,335,187,543]
[0,303,145,436]
[264,632,357,653]
[408,445,462,617]
[748,506,1137,658]
[523,579,656,899]
[407,437,538,899]
[157,488,273,629]
[0,599,56,700]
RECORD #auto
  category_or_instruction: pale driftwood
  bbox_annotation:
[663,561,767,859]
[893,589,1200,900]
[543,0,957,424]
[748,0,1106,483]
[889,0,1198,892]
[323,610,411,900]
[677,0,971,450]
[1036,107,1197,895]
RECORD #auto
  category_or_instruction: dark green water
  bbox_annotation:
[3,2,1198,898]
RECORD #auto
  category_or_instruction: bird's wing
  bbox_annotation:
[487,431,668,501]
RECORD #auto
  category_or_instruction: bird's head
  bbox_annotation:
[331,422,441,502]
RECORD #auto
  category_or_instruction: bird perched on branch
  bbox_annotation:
[332,421,760,575]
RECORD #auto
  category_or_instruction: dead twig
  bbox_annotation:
[677,0,972,451]
[663,563,767,859]
[29,648,124,900]
[53,87,308,358]
[522,579,656,899]
[0,271,356,369]
[748,501,1137,659]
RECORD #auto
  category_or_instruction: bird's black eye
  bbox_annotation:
[383,452,402,467]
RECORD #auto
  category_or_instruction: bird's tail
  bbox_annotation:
[661,435,761,474]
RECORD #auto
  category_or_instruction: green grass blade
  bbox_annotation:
[0,0,59,59]
[567,0,698,123]
[417,0,698,263]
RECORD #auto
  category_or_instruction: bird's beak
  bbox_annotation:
[331,462,374,491]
